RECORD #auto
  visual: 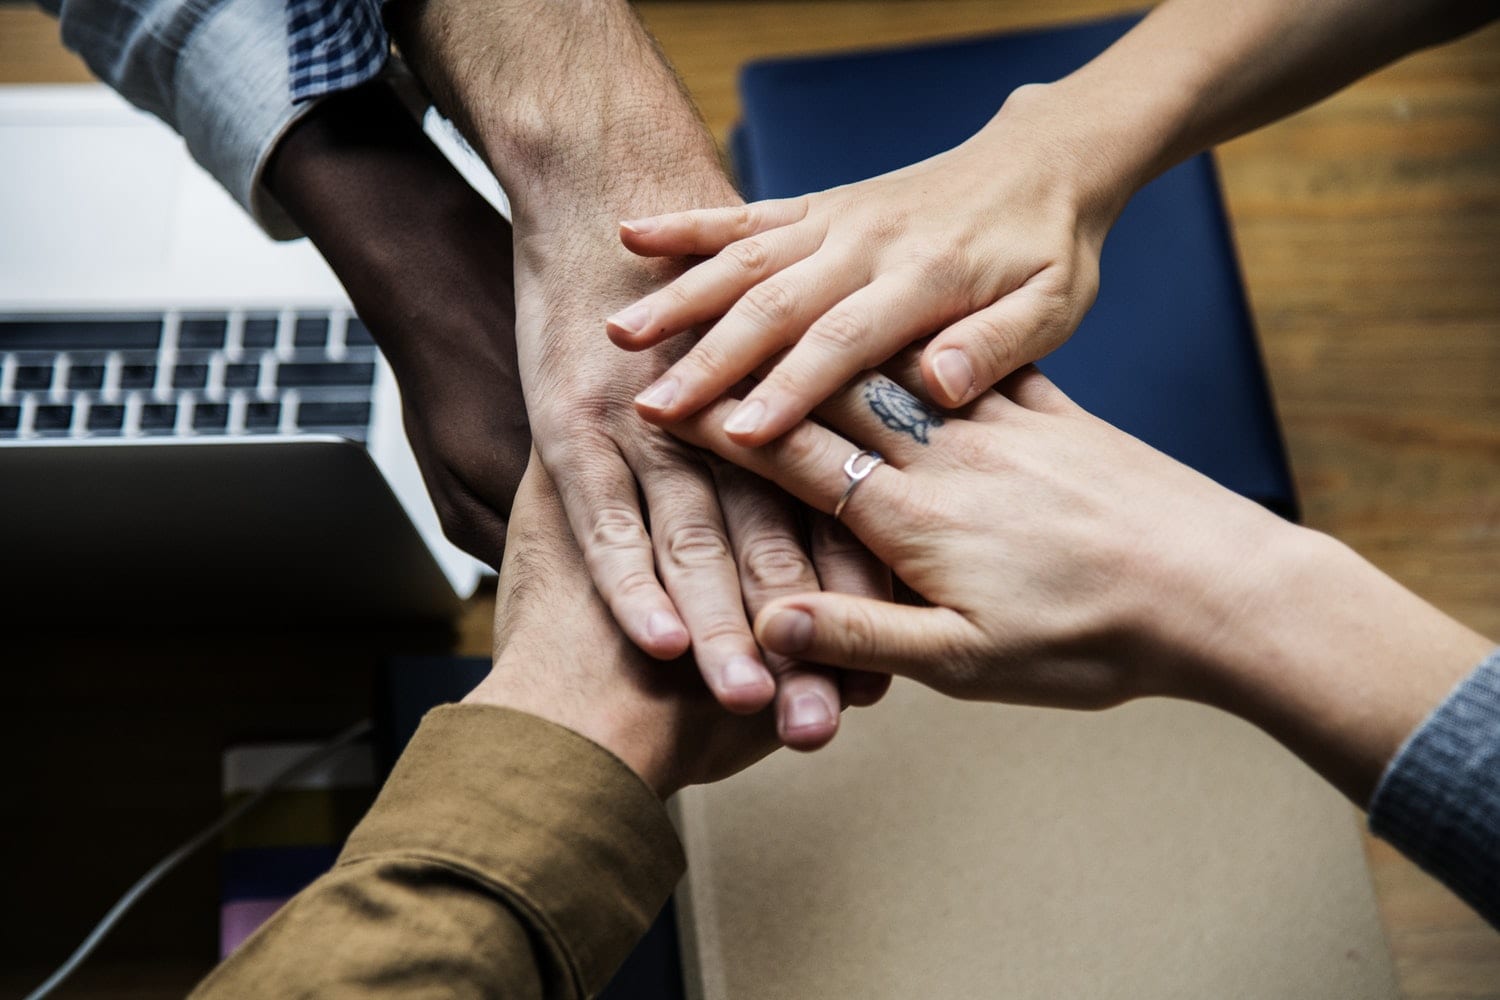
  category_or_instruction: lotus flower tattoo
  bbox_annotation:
[863,379,944,444]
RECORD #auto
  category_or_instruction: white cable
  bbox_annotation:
[24,718,374,1000]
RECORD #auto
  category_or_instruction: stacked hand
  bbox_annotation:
[664,359,1492,803]
[512,212,890,749]
[465,452,784,796]
[609,85,1120,443]
[665,360,1278,709]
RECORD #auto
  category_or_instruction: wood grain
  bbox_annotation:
[2,3,1497,997]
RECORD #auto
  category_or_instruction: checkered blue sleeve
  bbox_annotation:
[1368,646,1500,928]
[287,0,390,103]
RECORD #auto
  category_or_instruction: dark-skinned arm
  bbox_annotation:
[265,81,529,566]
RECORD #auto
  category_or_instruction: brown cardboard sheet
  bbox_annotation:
[673,681,1397,999]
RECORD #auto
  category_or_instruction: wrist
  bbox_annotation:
[1164,520,1492,803]
[266,82,518,368]
[981,74,1188,231]
[463,656,680,798]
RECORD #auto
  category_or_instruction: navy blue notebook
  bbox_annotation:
[732,14,1297,518]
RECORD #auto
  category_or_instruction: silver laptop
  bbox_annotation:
[0,85,493,627]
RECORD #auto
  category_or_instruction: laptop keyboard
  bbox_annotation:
[0,310,377,443]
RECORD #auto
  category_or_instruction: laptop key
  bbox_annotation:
[67,364,106,391]
[87,405,125,434]
[276,362,375,388]
[178,315,228,349]
[223,362,260,388]
[344,317,375,347]
[0,406,19,435]
[193,403,229,432]
[0,317,161,351]
[241,314,279,348]
[119,362,157,390]
[14,365,52,391]
[172,363,209,390]
[245,401,281,430]
[294,314,329,349]
[33,404,73,436]
[297,401,372,428]
[139,403,178,433]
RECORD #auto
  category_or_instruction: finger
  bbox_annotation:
[640,459,777,714]
[808,514,894,708]
[996,364,1081,417]
[618,198,809,257]
[666,395,905,539]
[721,276,948,446]
[712,462,844,749]
[755,592,977,686]
[881,343,1014,424]
[633,251,858,423]
[548,444,691,660]
[812,372,951,466]
[608,225,820,351]
[922,277,1082,408]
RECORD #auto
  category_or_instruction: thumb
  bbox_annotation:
[618,198,806,258]
[921,282,1073,408]
[755,594,976,689]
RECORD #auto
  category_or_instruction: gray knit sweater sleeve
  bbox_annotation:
[1368,647,1500,927]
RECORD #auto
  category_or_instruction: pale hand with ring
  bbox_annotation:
[663,363,1493,805]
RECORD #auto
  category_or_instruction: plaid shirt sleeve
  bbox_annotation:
[287,0,391,103]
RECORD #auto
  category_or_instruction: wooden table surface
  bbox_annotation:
[3,2,1498,997]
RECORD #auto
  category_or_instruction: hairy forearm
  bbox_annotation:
[386,0,736,227]
[1003,0,1495,221]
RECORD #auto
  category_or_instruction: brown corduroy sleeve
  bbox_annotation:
[190,704,686,999]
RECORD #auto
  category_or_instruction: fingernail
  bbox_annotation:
[722,654,770,692]
[621,216,660,235]
[647,610,686,643]
[608,302,652,336]
[786,692,834,732]
[723,399,766,437]
[635,375,678,411]
[932,349,975,404]
[761,608,813,654]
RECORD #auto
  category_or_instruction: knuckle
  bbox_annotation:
[588,505,650,552]
[725,237,770,275]
[771,422,831,473]
[741,539,813,593]
[836,602,882,660]
[906,245,954,284]
[662,523,733,570]
[963,312,1024,376]
[693,616,754,648]
[681,338,731,381]
[543,393,620,441]
[655,278,694,314]
[608,568,666,606]
[807,308,868,357]
[921,631,983,697]
[728,204,757,235]
[741,280,797,327]
[861,210,905,244]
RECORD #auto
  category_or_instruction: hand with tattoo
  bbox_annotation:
[665,359,1495,808]
[664,358,1289,712]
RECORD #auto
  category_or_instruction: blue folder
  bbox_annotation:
[731,14,1298,518]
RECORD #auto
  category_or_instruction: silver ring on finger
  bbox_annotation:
[833,449,884,522]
